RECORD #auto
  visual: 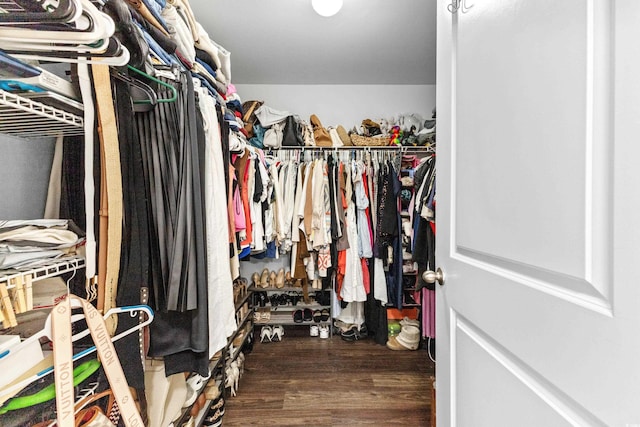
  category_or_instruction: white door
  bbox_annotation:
[435,1,640,426]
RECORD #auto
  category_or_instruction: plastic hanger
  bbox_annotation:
[0,0,82,25]
[10,44,131,67]
[127,65,178,104]
[0,302,154,398]
[0,359,100,415]
[0,0,114,44]
[111,69,159,112]
[1,37,114,56]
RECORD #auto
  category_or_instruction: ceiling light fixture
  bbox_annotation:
[312,0,343,17]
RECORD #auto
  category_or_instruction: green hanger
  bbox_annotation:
[127,65,177,104]
[0,359,101,414]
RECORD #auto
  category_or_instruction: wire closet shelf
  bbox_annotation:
[0,89,84,138]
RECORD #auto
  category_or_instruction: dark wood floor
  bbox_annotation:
[222,329,435,426]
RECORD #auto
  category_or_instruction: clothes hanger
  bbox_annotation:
[9,44,131,66]
[1,36,117,57]
[0,302,154,398]
[0,0,82,25]
[0,359,100,415]
[127,65,178,104]
[0,0,115,44]
[110,68,159,111]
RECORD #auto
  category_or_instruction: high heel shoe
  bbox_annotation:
[259,268,269,288]
[275,268,285,289]
[271,325,284,342]
[260,326,272,343]
[251,272,260,288]
[284,270,293,287]
[269,270,277,288]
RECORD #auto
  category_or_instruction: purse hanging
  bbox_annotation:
[282,115,303,147]
[51,295,144,427]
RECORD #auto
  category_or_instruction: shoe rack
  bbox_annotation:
[173,279,254,427]
[253,284,332,328]
[228,278,254,361]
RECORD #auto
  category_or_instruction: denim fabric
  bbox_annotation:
[137,23,177,65]
[142,0,169,32]
[195,57,217,78]
[239,246,251,259]
[145,21,177,54]
[265,240,277,258]
[226,99,242,114]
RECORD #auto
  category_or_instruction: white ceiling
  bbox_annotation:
[188,0,437,85]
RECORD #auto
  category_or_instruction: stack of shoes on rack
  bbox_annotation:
[341,323,368,342]
[319,324,330,339]
[259,325,284,343]
[232,277,248,305]
[310,324,319,337]
[386,324,421,351]
[202,395,225,427]
[309,308,331,337]
[254,306,270,323]
[183,370,211,408]
[292,308,314,323]
[224,360,240,397]
[204,378,221,401]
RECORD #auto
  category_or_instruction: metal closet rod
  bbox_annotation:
[267,146,435,152]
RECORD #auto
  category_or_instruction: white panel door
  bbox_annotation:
[436,1,640,426]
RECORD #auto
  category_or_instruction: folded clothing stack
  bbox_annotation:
[0,219,84,270]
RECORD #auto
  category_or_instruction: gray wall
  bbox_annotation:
[0,134,55,219]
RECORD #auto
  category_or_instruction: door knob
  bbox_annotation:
[422,268,445,286]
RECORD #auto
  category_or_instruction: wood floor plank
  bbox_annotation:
[221,333,435,426]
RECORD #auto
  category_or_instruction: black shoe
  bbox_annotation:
[303,308,313,322]
[203,407,224,427]
[341,325,361,342]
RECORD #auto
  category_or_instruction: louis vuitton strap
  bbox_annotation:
[52,296,144,427]
[92,64,123,335]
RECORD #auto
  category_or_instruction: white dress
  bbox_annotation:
[198,87,236,357]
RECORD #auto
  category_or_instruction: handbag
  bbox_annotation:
[248,123,266,149]
[282,116,303,147]
[310,114,332,147]
[32,389,120,427]
[242,100,264,138]
[51,295,144,427]
[74,406,113,427]
[263,120,285,149]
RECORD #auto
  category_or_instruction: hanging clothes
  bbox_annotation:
[197,84,237,357]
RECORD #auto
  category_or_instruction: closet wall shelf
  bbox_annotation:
[0,255,86,290]
[253,286,313,292]
[228,327,251,363]
[269,145,434,151]
[0,89,83,138]
[264,303,331,311]
[234,286,254,311]
[256,313,322,326]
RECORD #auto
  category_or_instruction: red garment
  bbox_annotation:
[361,170,375,253]
[234,151,252,248]
[336,250,346,299]
[227,165,236,243]
[361,258,370,294]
